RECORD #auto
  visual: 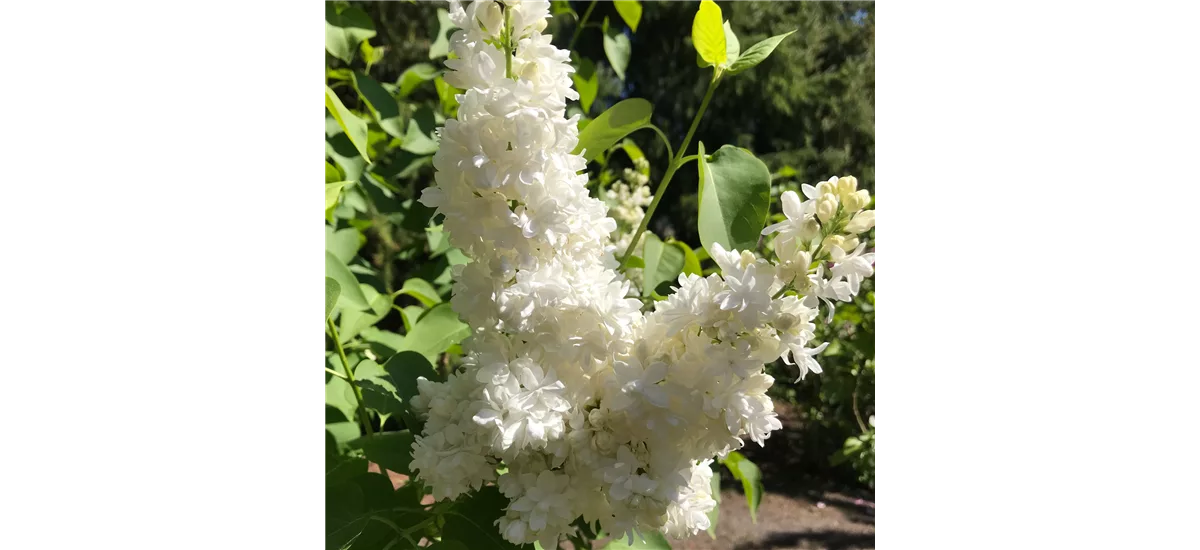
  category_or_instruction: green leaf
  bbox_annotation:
[622,139,649,176]
[401,106,439,155]
[434,77,462,118]
[626,255,645,269]
[426,224,451,256]
[348,431,415,476]
[613,0,642,32]
[442,486,525,550]
[325,251,370,310]
[722,451,763,523]
[325,397,350,426]
[727,30,796,75]
[600,530,671,549]
[429,8,456,59]
[572,98,653,163]
[723,21,740,67]
[325,225,365,264]
[325,180,352,213]
[571,57,599,114]
[325,86,371,162]
[325,278,341,320]
[327,472,429,550]
[338,284,393,342]
[352,72,405,139]
[325,161,343,183]
[691,0,726,67]
[326,455,367,487]
[359,40,385,71]
[326,483,365,550]
[398,303,469,363]
[360,327,406,360]
[383,351,439,432]
[707,463,720,538]
[672,239,703,276]
[326,374,361,444]
[351,360,404,425]
[325,3,376,64]
[395,278,441,308]
[397,63,439,98]
[696,143,772,255]
[398,305,425,333]
[641,233,686,298]
[327,67,353,82]
[602,18,631,80]
[327,132,368,183]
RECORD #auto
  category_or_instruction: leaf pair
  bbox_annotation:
[692,0,796,75]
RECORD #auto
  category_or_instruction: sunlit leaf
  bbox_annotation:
[573,98,653,162]
[691,0,726,67]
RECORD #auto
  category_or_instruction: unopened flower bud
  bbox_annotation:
[844,210,875,233]
[840,237,859,252]
[799,219,820,241]
[837,176,858,195]
[842,188,870,212]
[480,2,504,36]
[815,178,837,197]
[816,195,838,224]
[822,234,844,251]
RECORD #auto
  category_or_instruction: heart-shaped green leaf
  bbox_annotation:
[696,143,772,255]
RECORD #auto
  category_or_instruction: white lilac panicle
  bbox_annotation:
[409,1,875,546]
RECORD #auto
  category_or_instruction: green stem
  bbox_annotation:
[640,124,674,161]
[329,318,374,437]
[678,154,699,165]
[504,6,514,79]
[568,1,598,50]
[619,74,721,269]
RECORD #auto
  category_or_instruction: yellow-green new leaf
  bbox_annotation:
[692,0,726,67]
[325,86,371,162]
[727,30,796,75]
[326,180,352,212]
[614,0,642,32]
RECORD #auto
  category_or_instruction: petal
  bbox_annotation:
[761,220,789,236]
[782,190,804,220]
